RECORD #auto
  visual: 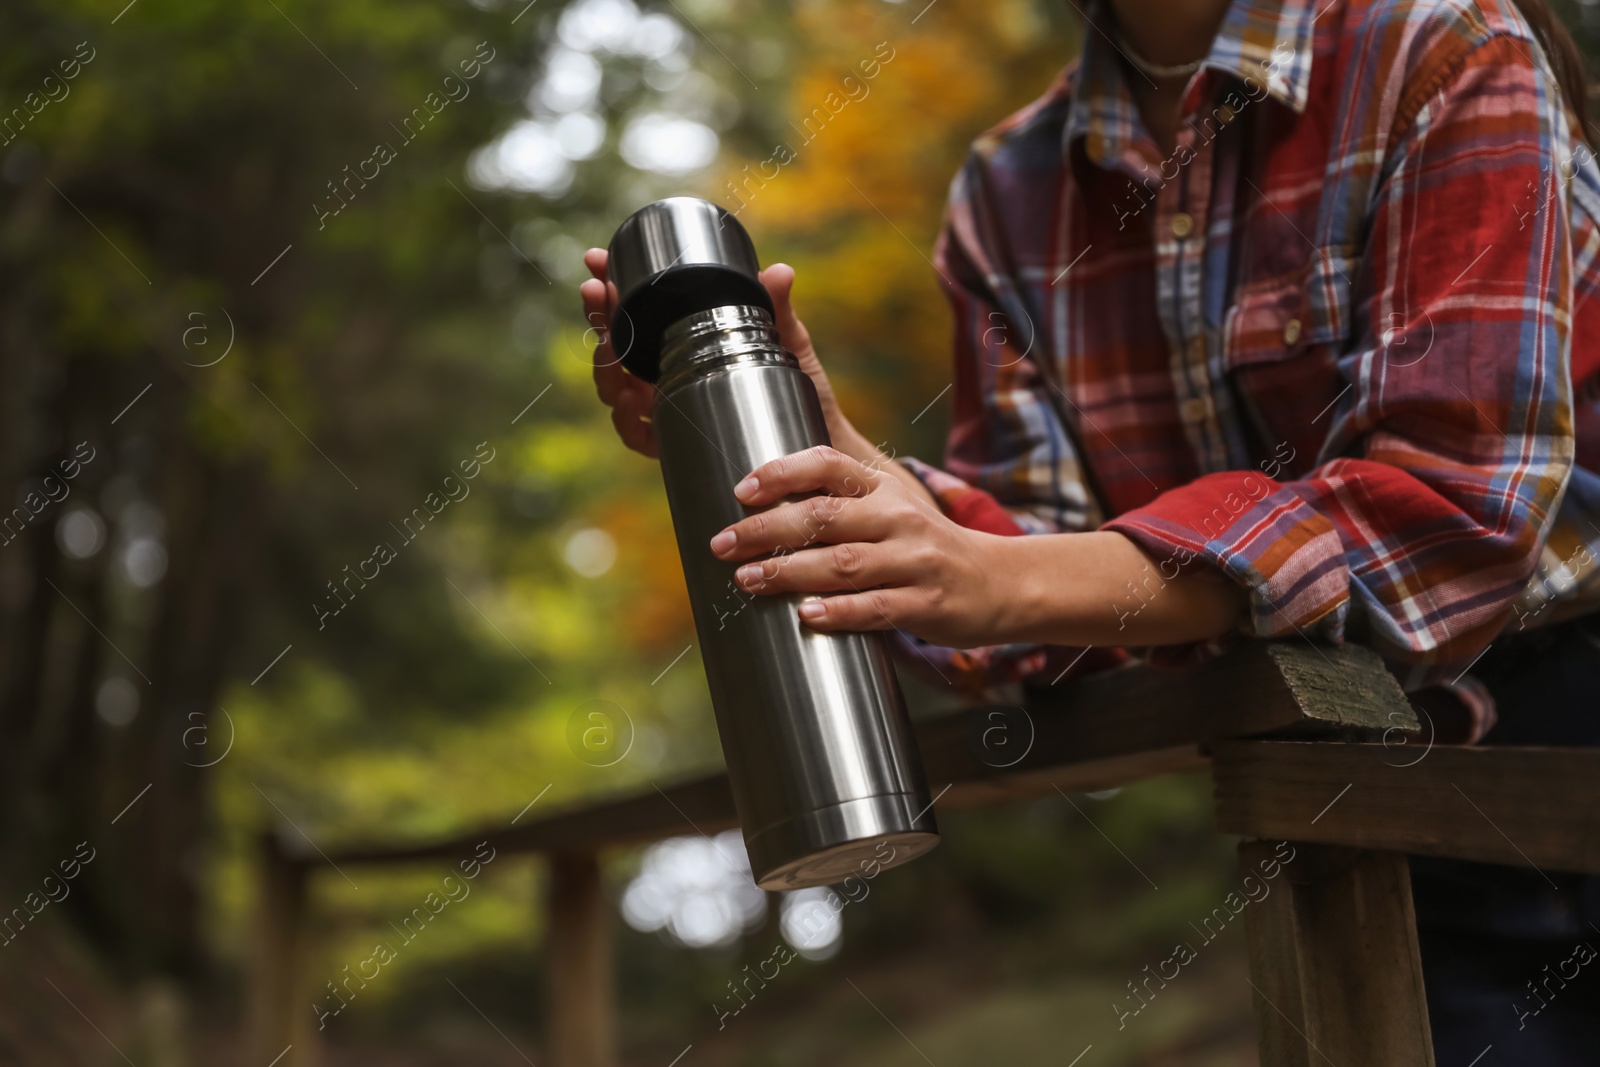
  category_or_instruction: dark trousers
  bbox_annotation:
[1409,614,1600,1065]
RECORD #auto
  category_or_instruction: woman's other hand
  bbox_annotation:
[581,250,873,462]
[581,248,659,457]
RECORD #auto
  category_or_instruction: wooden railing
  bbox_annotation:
[244,640,1600,1067]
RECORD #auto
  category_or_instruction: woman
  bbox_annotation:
[585,0,1600,1057]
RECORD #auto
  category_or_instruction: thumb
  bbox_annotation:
[759,263,812,355]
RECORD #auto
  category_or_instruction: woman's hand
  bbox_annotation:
[580,248,658,457]
[709,445,1251,649]
[708,445,1014,648]
[580,250,872,461]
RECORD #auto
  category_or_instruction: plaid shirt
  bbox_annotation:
[899,0,1600,704]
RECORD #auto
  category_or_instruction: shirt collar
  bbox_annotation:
[1063,0,1315,167]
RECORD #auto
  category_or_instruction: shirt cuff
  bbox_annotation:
[898,456,1027,537]
[1099,470,1349,643]
[891,631,1128,698]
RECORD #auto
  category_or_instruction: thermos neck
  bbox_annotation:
[656,305,795,394]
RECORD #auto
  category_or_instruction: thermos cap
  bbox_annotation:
[605,197,774,384]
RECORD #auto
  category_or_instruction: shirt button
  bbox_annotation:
[1170,212,1194,239]
[1180,396,1209,423]
[1283,318,1303,345]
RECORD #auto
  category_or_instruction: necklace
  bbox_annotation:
[1110,24,1206,80]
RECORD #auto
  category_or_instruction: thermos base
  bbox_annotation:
[746,792,940,891]
[755,831,940,892]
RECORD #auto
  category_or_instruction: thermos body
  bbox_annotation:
[653,308,938,889]
[608,199,938,890]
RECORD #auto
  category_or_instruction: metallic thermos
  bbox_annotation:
[607,197,939,890]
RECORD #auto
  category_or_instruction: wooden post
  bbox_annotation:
[1238,841,1434,1067]
[247,830,313,1066]
[547,850,616,1067]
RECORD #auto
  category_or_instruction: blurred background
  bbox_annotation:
[3,0,1594,1064]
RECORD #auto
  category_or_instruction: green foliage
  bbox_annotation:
[0,0,730,985]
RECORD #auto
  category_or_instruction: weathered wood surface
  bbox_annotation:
[1239,842,1434,1067]
[1214,742,1600,875]
[314,640,1416,867]
[1198,640,1414,739]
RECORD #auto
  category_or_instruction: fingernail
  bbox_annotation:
[709,529,736,555]
[734,475,759,500]
[797,600,826,620]
[735,564,759,586]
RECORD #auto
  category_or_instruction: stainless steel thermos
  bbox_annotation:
[606,197,939,890]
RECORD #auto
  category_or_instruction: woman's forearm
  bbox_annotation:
[992,529,1248,647]
[820,437,1243,647]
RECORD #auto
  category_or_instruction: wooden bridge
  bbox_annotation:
[244,639,1600,1066]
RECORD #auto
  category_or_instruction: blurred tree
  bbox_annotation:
[0,0,549,980]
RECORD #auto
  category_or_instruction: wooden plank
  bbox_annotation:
[245,831,314,1066]
[1239,842,1434,1067]
[923,639,1411,806]
[926,666,1202,790]
[325,774,737,866]
[938,745,1210,808]
[1024,639,1413,740]
[1213,742,1600,874]
[547,851,616,1067]
[321,639,1415,866]
[1205,641,1414,739]
[1019,640,1412,743]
